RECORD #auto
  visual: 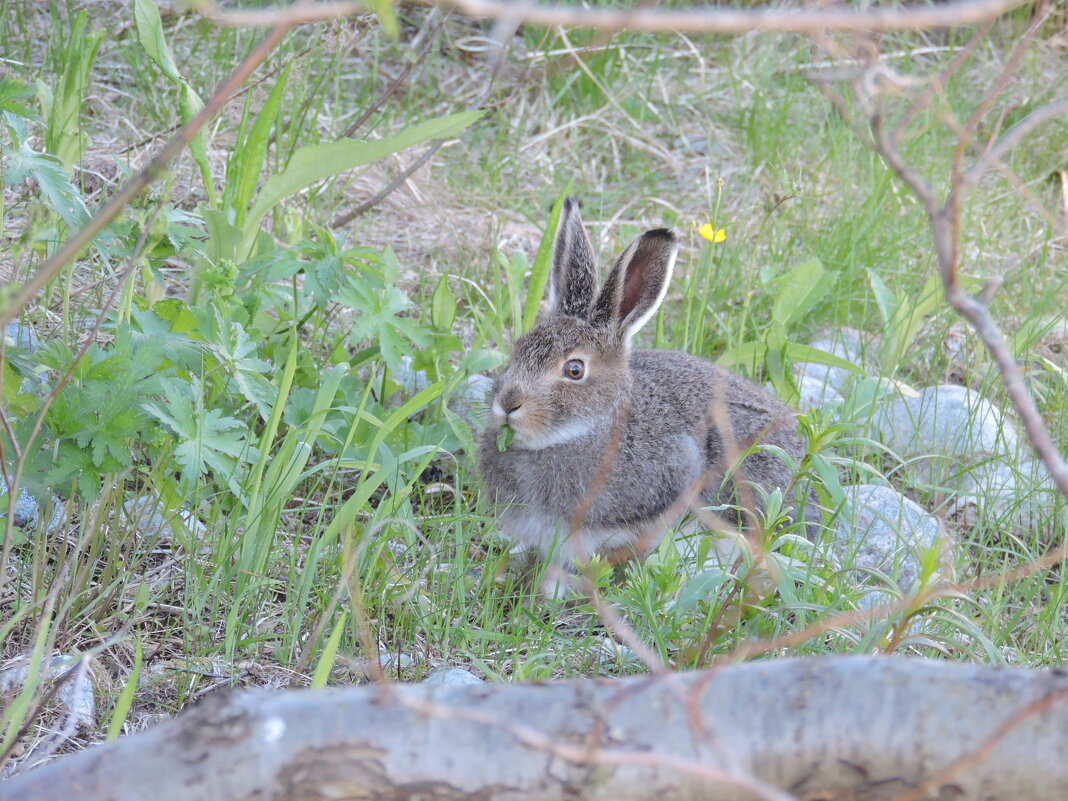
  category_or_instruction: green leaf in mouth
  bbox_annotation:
[496,424,516,453]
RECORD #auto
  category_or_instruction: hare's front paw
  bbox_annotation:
[537,565,578,600]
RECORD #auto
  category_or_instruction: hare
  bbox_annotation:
[479,198,819,594]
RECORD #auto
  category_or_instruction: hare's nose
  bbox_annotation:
[498,388,523,416]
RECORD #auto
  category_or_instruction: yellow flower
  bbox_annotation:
[698,223,726,243]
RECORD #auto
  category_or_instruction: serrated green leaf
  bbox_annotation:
[4,141,90,229]
[142,377,257,491]
[0,77,38,119]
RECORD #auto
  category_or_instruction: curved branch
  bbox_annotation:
[959,98,1068,196]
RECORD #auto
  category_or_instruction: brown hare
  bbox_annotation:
[479,198,818,594]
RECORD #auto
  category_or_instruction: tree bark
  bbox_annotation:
[5,656,1068,801]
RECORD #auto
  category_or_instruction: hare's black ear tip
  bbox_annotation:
[644,227,677,244]
[561,195,582,212]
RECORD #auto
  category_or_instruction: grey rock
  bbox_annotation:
[4,324,39,354]
[673,135,712,155]
[1,484,40,528]
[422,667,483,687]
[123,496,207,541]
[834,484,951,592]
[793,329,873,393]
[874,386,1017,483]
[0,484,62,531]
[795,373,844,411]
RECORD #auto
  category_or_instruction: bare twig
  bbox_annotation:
[959,99,1068,195]
[331,139,446,227]
[420,0,1029,34]
[337,13,449,140]
[191,0,365,26]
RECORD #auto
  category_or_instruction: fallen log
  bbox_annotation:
[4,656,1068,801]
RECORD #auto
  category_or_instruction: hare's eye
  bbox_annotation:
[563,359,586,380]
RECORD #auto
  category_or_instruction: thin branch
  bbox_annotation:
[959,99,1068,196]
[338,13,449,139]
[331,139,445,227]
[191,0,366,26]
[419,0,1029,34]
[893,18,996,141]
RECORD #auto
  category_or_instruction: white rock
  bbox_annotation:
[0,654,95,731]
[422,667,483,686]
[947,459,1064,533]
[875,385,1017,483]
[834,484,951,591]
[795,373,844,411]
[394,355,430,396]
[123,496,207,541]
[4,324,39,353]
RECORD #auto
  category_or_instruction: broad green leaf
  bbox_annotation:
[867,270,899,328]
[106,639,142,740]
[431,274,457,331]
[134,0,215,204]
[45,12,102,167]
[367,0,399,37]
[522,187,571,332]
[771,258,833,328]
[718,342,864,375]
[764,321,798,405]
[240,110,484,257]
[133,0,181,81]
[202,209,243,263]
[881,272,941,371]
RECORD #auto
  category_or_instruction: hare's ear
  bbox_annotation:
[590,229,677,342]
[548,197,598,318]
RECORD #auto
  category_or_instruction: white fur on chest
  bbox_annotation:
[499,509,636,564]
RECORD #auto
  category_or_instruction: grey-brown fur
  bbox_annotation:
[479,199,818,591]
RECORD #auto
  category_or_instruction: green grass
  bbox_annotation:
[1,0,1067,770]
